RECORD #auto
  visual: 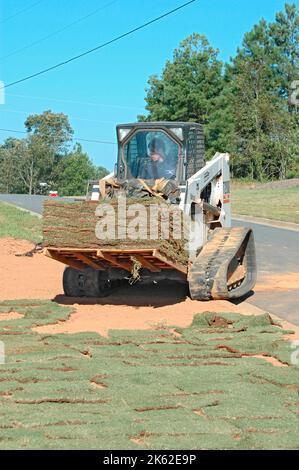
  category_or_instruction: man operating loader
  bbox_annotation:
[139,137,177,180]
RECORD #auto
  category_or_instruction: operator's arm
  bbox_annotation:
[137,157,150,179]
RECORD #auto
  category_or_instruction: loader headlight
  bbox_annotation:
[170,127,183,140]
[118,128,132,142]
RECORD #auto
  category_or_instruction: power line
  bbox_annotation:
[6,93,144,111]
[0,0,197,91]
[4,108,117,125]
[74,137,116,145]
[0,0,45,25]
[1,0,119,61]
[0,128,117,145]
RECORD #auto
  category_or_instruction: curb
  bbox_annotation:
[233,215,299,232]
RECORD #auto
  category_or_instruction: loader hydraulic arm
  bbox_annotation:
[185,153,256,301]
[183,153,232,255]
[185,152,231,223]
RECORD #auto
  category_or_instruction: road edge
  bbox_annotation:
[234,214,299,232]
[0,200,42,219]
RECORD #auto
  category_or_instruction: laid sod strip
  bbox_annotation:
[43,199,188,265]
[0,301,298,449]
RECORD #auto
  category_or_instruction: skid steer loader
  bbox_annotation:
[45,122,256,300]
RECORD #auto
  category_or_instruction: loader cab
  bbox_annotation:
[116,122,205,183]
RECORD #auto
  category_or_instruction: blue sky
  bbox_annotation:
[0,0,297,170]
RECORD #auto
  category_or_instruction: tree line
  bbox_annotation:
[1,3,298,190]
[139,2,299,180]
[0,110,109,195]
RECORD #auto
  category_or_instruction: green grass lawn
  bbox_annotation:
[0,202,42,243]
[232,185,299,224]
[0,300,298,450]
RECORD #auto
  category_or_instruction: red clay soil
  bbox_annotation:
[255,273,299,292]
[1,238,298,339]
[35,296,265,337]
[0,238,64,300]
[248,355,288,367]
[0,312,24,321]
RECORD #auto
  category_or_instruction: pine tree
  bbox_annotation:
[270,2,299,111]
[227,15,296,180]
[139,34,224,157]
[139,4,299,180]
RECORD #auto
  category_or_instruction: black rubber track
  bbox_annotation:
[188,227,257,301]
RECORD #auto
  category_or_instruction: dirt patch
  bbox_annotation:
[135,405,181,412]
[90,381,107,389]
[0,312,24,321]
[249,355,288,368]
[0,238,64,300]
[0,237,279,338]
[130,432,147,446]
[0,238,34,256]
[90,374,108,389]
[255,273,299,292]
[33,296,263,337]
[208,315,233,328]
[193,408,208,418]
[218,344,289,366]
[14,398,108,404]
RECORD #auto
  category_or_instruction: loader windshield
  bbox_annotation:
[123,130,180,180]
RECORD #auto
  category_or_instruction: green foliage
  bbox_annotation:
[227,12,299,180]
[270,3,299,105]
[0,139,24,193]
[25,109,73,154]
[0,302,298,449]
[141,4,299,178]
[0,111,109,195]
[139,34,225,158]
[55,144,109,196]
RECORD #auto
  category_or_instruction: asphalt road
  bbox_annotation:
[233,219,299,325]
[0,194,61,215]
[1,194,298,324]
